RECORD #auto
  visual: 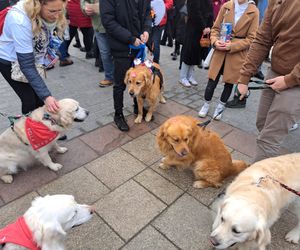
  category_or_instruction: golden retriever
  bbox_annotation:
[210,153,300,250]
[157,115,247,188]
[0,99,89,184]
[124,62,166,123]
[0,194,93,250]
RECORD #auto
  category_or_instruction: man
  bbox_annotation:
[100,0,152,132]
[236,0,300,162]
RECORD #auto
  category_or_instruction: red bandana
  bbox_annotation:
[0,217,41,250]
[25,118,59,150]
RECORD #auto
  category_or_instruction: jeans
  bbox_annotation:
[95,32,114,81]
[180,62,194,80]
[152,26,164,63]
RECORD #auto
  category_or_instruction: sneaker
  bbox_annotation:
[59,58,73,67]
[198,102,210,118]
[58,135,67,141]
[289,123,299,132]
[188,77,198,86]
[99,79,113,87]
[114,113,129,132]
[179,78,191,87]
[225,95,247,109]
[213,103,225,120]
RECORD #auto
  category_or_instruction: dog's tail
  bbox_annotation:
[231,160,248,175]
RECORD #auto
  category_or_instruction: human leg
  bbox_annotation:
[80,27,94,58]
[152,26,164,63]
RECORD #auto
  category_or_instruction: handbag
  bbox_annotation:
[203,48,214,68]
[11,61,46,83]
[200,34,211,48]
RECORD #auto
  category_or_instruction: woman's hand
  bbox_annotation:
[45,96,60,113]
[203,27,211,35]
[225,41,231,51]
[237,84,249,99]
[140,31,149,43]
[214,40,227,50]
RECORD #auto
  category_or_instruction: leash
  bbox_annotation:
[256,175,300,197]
[248,79,272,90]
[197,108,224,128]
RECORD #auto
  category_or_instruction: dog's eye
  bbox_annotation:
[221,216,224,222]
[183,138,188,142]
[173,138,179,143]
[136,81,141,85]
[75,107,79,112]
[232,227,240,234]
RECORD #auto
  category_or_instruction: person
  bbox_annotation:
[198,0,259,120]
[160,2,175,47]
[80,0,114,87]
[100,0,152,132]
[151,0,173,63]
[179,0,213,87]
[0,0,65,115]
[232,0,300,162]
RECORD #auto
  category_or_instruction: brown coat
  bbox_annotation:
[208,1,259,84]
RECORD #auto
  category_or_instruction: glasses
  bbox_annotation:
[44,8,63,14]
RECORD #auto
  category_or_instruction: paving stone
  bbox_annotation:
[79,124,132,155]
[66,215,124,250]
[0,192,38,227]
[231,150,253,165]
[86,148,147,189]
[152,194,214,250]
[122,133,162,166]
[123,225,178,250]
[0,165,57,203]
[38,168,109,204]
[151,161,194,191]
[94,180,166,241]
[0,197,4,207]
[222,128,257,157]
[156,100,190,118]
[51,138,99,176]
[206,120,234,138]
[134,169,184,205]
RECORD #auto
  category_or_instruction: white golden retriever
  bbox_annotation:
[0,99,89,184]
[210,153,300,250]
[0,194,93,250]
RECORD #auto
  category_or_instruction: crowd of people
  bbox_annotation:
[0,0,299,163]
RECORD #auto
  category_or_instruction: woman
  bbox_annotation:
[0,0,67,114]
[179,0,213,87]
[198,0,259,120]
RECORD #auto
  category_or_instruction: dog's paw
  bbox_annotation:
[56,146,68,154]
[159,162,170,170]
[48,163,63,171]
[1,175,13,184]
[160,96,167,104]
[285,228,300,244]
[145,113,152,122]
[193,180,208,189]
[134,115,143,123]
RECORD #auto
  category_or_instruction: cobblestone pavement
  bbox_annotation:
[0,45,299,249]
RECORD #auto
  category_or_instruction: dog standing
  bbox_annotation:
[0,194,93,250]
[0,98,89,184]
[210,153,300,250]
[124,62,166,123]
[157,115,247,188]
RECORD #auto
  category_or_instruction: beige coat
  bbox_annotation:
[208,1,259,84]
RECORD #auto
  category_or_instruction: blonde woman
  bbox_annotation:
[0,0,67,114]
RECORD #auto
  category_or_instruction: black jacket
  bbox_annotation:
[100,0,152,58]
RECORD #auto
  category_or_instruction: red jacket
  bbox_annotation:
[0,217,40,250]
[160,0,173,26]
[67,0,92,28]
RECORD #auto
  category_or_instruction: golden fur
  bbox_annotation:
[211,153,300,249]
[156,115,247,188]
[124,63,166,123]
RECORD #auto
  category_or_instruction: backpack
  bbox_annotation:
[0,7,11,35]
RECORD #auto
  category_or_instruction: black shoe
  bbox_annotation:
[254,71,264,80]
[58,135,67,141]
[99,66,104,72]
[172,54,177,60]
[225,96,247,109]
[167,43,173,47]
[114,113,129,132]
[73,43,82,48]
[160,41,166,46]
[86,52,95,59]
[80,47,86,52]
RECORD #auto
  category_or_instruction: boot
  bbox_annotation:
[114,113,129,132]
[225,95,247,109]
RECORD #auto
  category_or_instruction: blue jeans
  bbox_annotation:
[152,26,164,63]
[95,32,114,81]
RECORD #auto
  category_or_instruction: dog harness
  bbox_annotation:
[25,117,59,150]
[0,216,41,250]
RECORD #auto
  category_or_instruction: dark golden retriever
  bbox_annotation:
[124,63,166,123]
[157,115,247,188]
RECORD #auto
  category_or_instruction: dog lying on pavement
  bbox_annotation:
[0,98,89,184]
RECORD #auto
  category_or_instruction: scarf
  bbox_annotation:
[0,217,41,250]
[25,118,59,150]
[234,0,248,25]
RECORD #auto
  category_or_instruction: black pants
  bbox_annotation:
[204,65,233,103]
[113,57,134,114]
[0,61,44,114]
[66,25,94,53]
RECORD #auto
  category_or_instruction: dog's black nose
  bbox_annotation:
[180,149,188,156]
[86,110,90,116]
[209,236,220,246]
[129,91,134,96]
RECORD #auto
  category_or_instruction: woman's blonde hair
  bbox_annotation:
[23,0,67,37]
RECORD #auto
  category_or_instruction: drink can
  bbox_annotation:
[220,23,232,43]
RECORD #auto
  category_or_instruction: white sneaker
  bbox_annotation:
[188,77,198,86]
[199,102,210,118]
[213,103,225,120]
[289,123,299,132]
[179,78,191,87]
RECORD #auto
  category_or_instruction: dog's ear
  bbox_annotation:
[143,72,151,86]
[58,110,74,128]
[156,123,172,153]
[124,68,133,84]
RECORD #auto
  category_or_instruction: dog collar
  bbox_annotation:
[0,216,41,250]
